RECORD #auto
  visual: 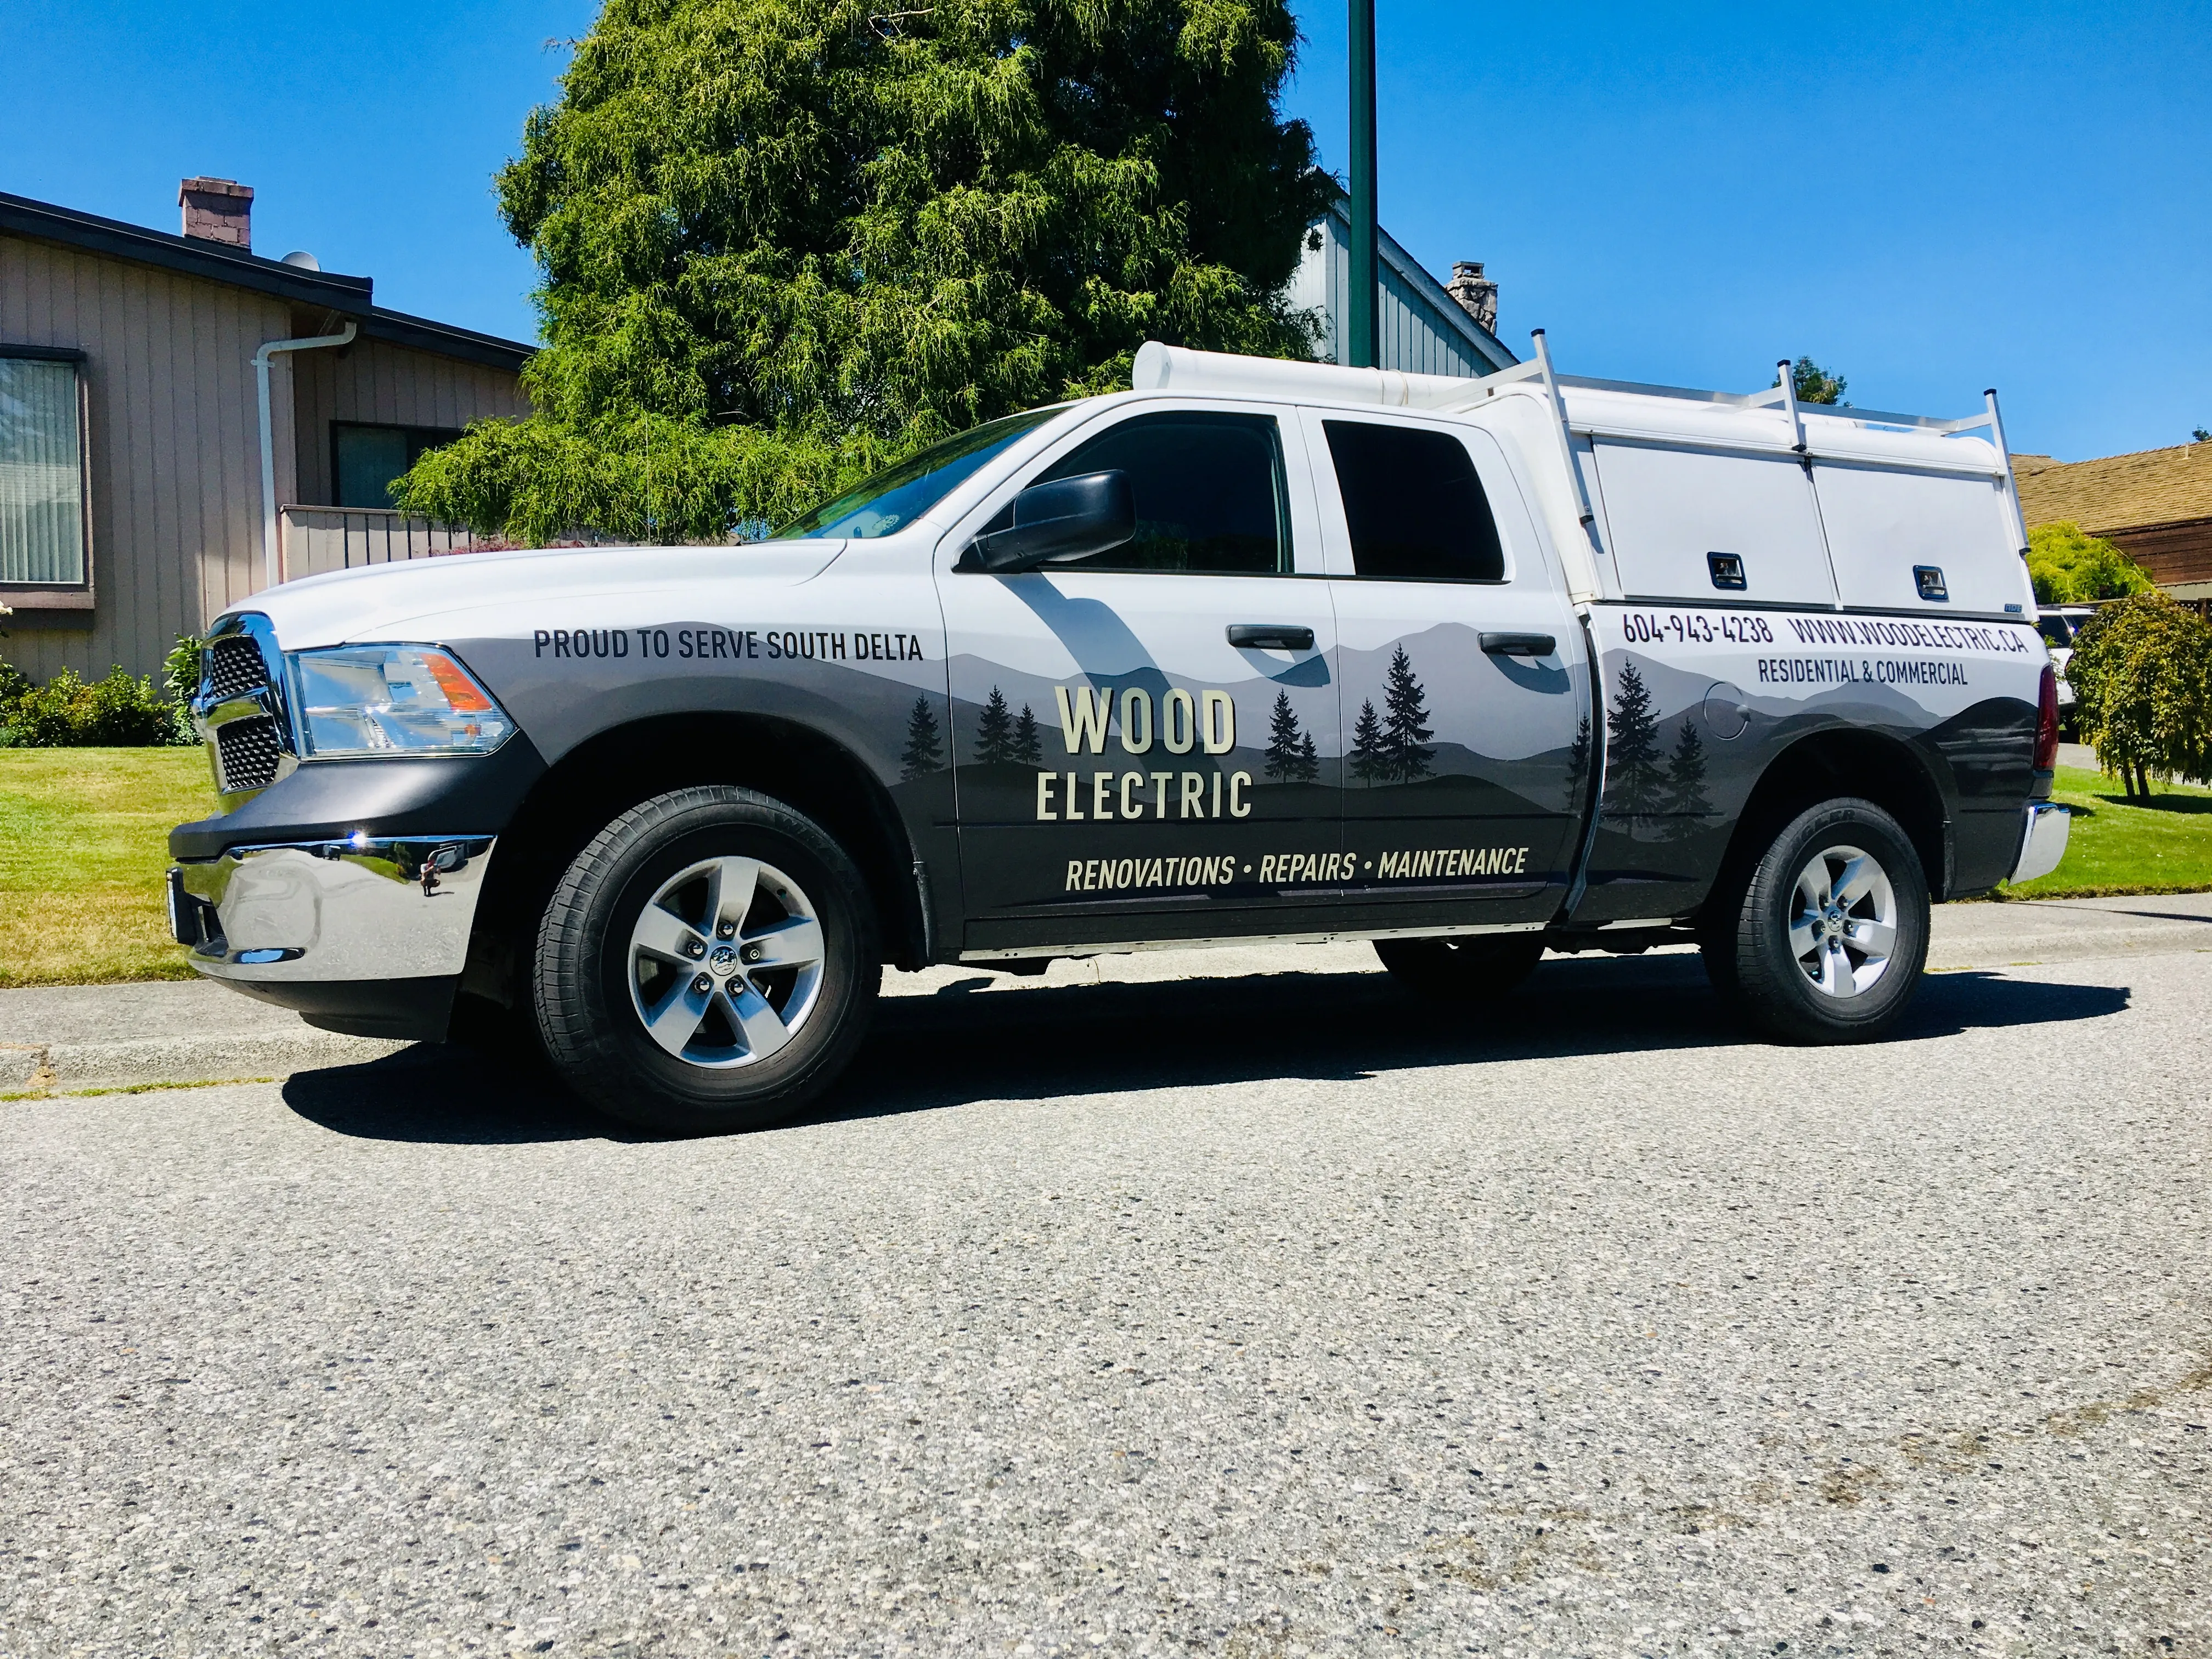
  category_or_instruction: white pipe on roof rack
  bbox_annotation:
[1531,330,1601,544]
[1984,387,2031,558]
[1776,358,1807,454]
[1131,341,1483,409]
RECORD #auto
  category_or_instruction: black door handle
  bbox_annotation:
[1226,624,1316,651]
[1480,631,1556,658]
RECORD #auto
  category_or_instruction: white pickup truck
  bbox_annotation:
[171,340,2065,1132]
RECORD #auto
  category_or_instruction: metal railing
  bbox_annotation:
[279,506,488,582]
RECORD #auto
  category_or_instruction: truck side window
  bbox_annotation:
[1323,420,1504,582]
[1028,411,1290,574]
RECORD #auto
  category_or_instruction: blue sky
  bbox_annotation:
[7,2,2209,460]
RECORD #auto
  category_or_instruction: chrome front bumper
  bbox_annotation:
[170,836,495,984]
[2009,803,2069,886]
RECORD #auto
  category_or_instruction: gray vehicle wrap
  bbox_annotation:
[169,366,2056,1040]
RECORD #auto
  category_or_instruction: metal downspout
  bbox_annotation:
[253,321,357,590]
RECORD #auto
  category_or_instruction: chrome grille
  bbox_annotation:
[205,635,268,703]
[214,716,284,794]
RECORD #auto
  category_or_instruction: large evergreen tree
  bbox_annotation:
[1604,663,1664,820]
[396,0,1331,544]
[1379,646,1434,783]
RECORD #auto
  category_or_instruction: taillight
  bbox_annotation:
[2033,664,2059,771]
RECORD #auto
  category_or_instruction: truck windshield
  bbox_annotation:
[776,407,1062,540]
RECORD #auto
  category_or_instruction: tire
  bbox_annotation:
[1373,933,1545,1001]
[1713,797,1929,1044]
[533,786,881,1134]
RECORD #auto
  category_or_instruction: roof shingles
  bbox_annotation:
[2013,443,2212,533]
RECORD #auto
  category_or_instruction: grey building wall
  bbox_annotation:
[1,231,290,684]
[1,212,527,682]
[290,338,528,510]
[1287,201,1516,378]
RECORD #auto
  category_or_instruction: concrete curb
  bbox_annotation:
[3,1031,410,1094]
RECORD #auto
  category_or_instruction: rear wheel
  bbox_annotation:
[1711,797,1928,1043]
[1373,933,1545,1001]
[534,786,880,1133]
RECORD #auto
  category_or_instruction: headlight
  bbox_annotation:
[288,644,514,758]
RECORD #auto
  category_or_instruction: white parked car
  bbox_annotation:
[2036,606,2096,712]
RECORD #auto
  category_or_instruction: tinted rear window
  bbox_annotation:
[1323,420,1504,582]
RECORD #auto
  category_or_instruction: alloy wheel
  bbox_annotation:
[627,856,826,1066]
[1786,843,1897,1000]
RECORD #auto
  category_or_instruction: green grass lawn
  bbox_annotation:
[0,748,217,986]
[1995,764,2212,900]
[0,750,2205,987]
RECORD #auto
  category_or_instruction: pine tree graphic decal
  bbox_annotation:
[1562,714,1593,803]
[1012,703,1043,768]
[900,696,944,780]
[1262,690,1318,782]
[1348,698,1389,784]
[1604,664,1664,819]
[973,686,1014,765]
[1661,717,1711,839]
[1380,646,1434,782]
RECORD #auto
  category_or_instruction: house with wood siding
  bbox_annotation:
[2012,442,2212,602]
[0,179,532,683]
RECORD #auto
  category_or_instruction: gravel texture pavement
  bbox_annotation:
[3,945,2208,1658]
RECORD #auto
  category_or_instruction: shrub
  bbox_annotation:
[2027,520,2153,605]
[163,633,205,743]
[2065,591,2212,797]
[0,635,203,747]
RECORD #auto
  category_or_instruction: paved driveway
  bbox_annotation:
[3,941,2208,1656]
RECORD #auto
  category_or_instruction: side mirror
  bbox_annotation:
[963,471,1135,573]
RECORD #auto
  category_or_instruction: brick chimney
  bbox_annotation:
[179,177,253,250]
[1446,260,1498,334]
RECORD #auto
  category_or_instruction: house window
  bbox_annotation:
[332,421,465,509]
[0,350,89,585]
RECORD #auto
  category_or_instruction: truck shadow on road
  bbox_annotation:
[281,956,2130,1144]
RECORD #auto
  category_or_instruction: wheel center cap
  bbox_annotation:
[708,944,740,977]
[1823,909,1844,939]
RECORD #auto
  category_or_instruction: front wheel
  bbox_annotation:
[534,786,881,1133]
[1713,797,1929,1044]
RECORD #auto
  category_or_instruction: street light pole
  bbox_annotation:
[1346,0,1379,369]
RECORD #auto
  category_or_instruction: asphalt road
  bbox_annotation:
[3,946,2209,1657]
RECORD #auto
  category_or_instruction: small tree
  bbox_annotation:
[900,696,944,780]
[1561,714,1592,803]
[2027,521,2153,605]
[973,686,1015,765]
[1775,357,1847,405]
[1261,689,1315,782]
[1660,718,1710,839]
[1347,699,1388,785]
[2065,591,2212,797]
[1012,703,1043,768]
